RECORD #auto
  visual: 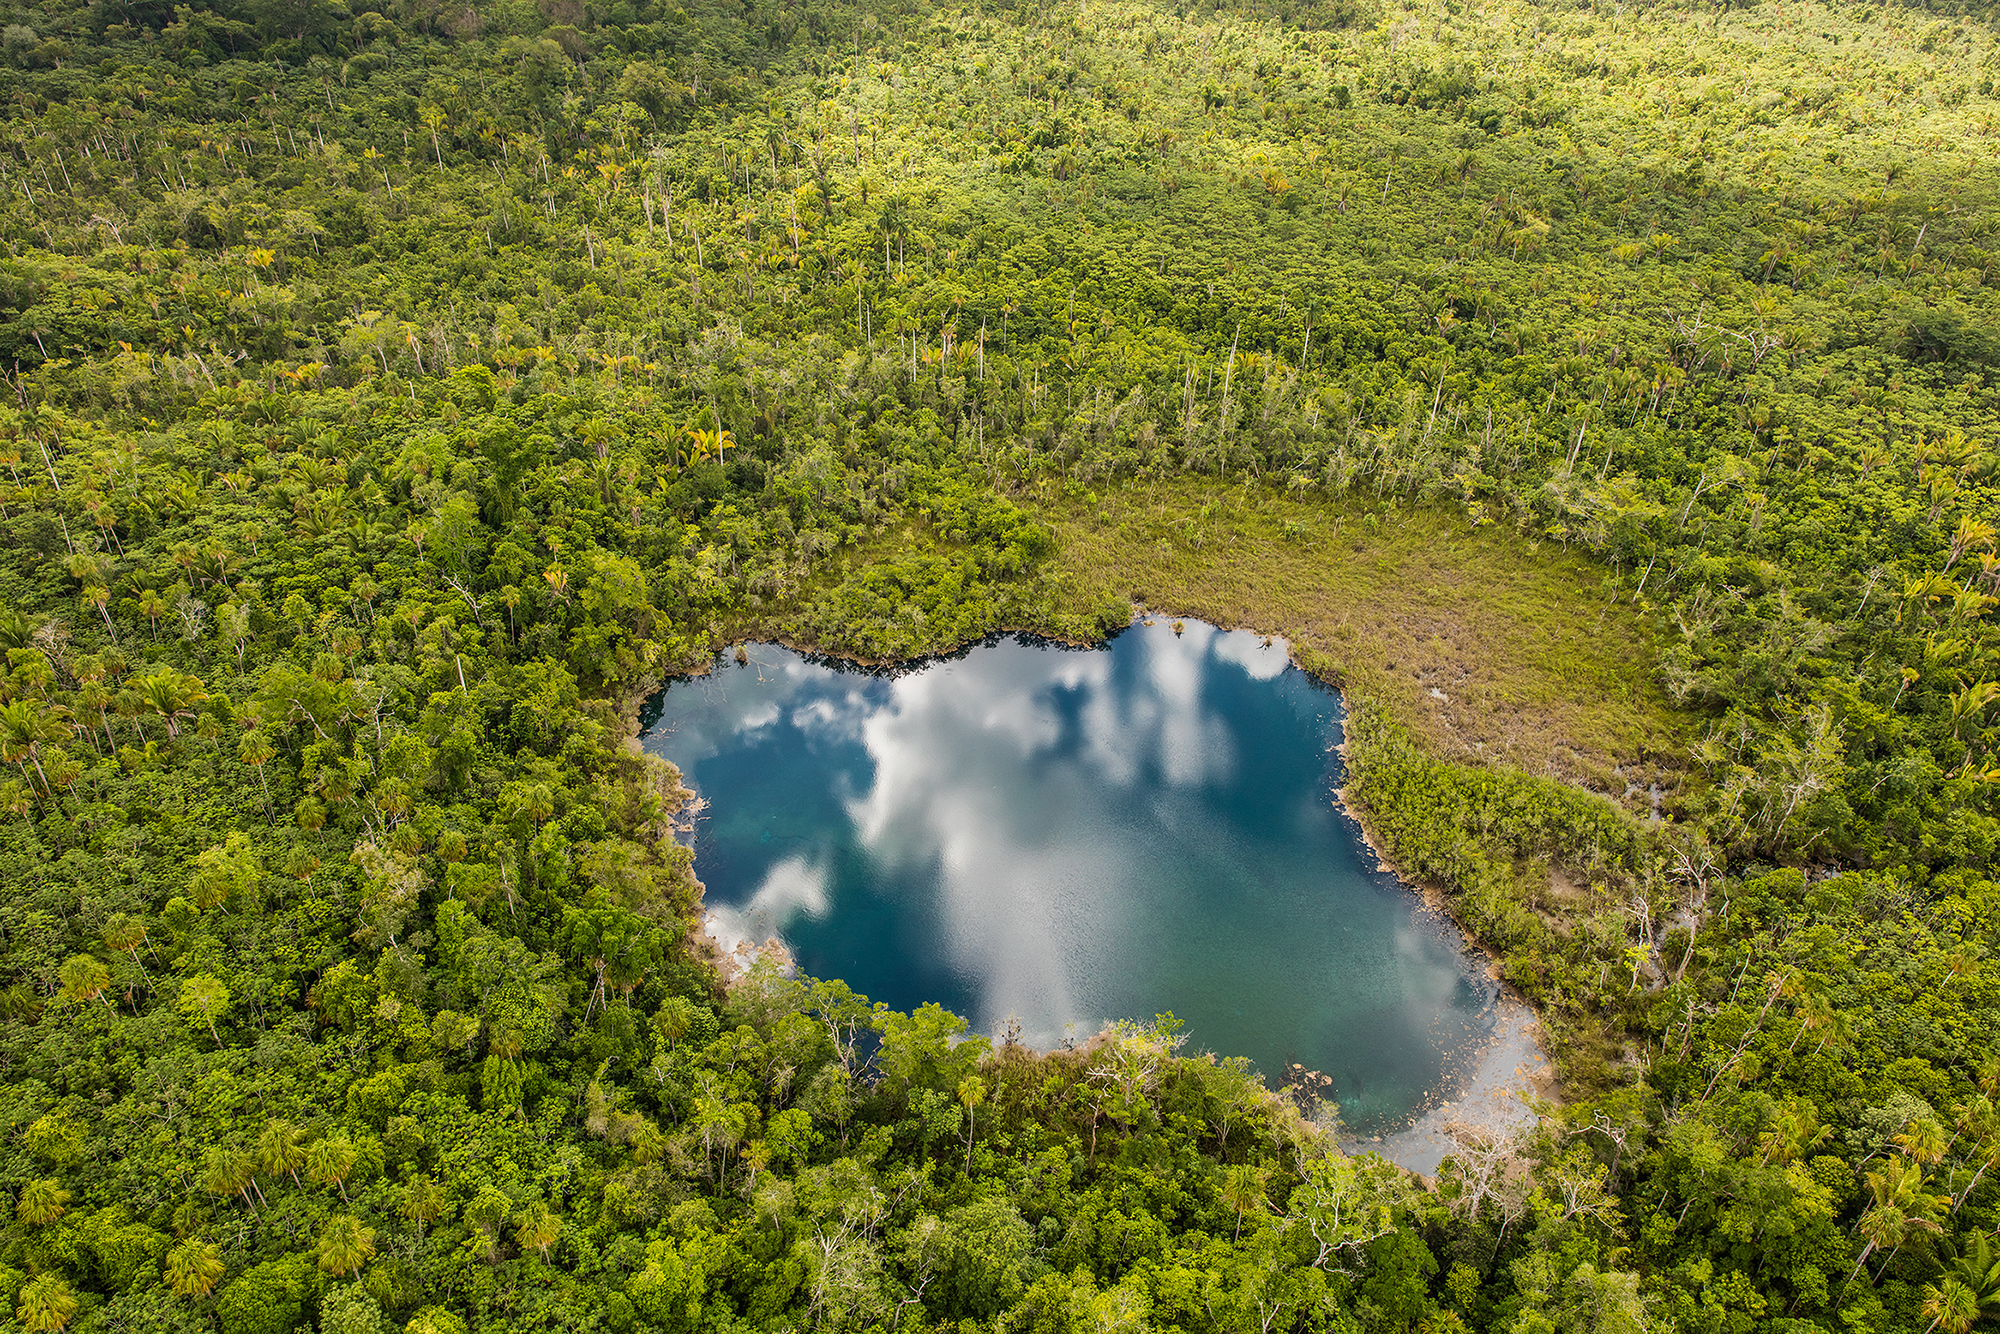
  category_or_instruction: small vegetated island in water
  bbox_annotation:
[0,0,1997,1331]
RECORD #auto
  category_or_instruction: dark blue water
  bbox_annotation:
[641,619,1495,1129]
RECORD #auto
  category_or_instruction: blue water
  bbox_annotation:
[640,619,1496,1129]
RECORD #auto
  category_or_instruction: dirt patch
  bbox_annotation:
[1546,868,1592,908]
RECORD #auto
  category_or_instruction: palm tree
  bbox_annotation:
[139,670,207,737]
[399,1175,446,1235]
[499,585,521,642]
[57,955,110,1007]
[1901,573,1957,625]
[514,1200,561,1260]
[679,426,717,469]
[316,1215,375,1277]
[465,1186,513,1263]
[1759,1103,1831,1166]
[1938,1235,2000,1326]
[101,912,150,988]
[511,783,554,829]
[958,1076,986,1173]
[1952,682,2000,742]
[306,1136,358,1201]
[1950,1098,2000,1211]
[1801,997,1857,1060]
[578,417,618,460]
[135,586,169,640]
[1844,1157,1942,1296]
[83,493,122,555]
[419,105,448,167]
[1779,991,1840,1068]
[178,974,230,1045]
[16,1274,78,1332]
[681,423,736,469]
[0,608,40,650]
[1851,1199,1938,1291]
[201,1146,261,1210]
[1923,1280,1984,1334]
[15,1179,68,1226]
[82,583,116,642]
[0,699,70,794]
[239,730,275,819]
[1976,552,2000,597]
[1895,1118,1951,1167]
[1221,1163,1270,1242]
[257,1118,309,1187]
[591,456,630,506]
[1945,515,1997,575]
[281,845,319,885]
[164,1239,224,1297]
[73,682,114,754]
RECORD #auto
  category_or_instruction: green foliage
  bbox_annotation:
[0,0,1991,1329]
[215,1256,317,1334]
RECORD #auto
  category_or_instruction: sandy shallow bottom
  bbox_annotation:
[1344,995,1551,1176]
[702,912,796,983]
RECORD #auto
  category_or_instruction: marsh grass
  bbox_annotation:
[1039,480,1695,802]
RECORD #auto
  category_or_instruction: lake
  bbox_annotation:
[640,618,1498,1130]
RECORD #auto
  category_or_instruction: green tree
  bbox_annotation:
[1925,1279,1985,1334]
[191,833,261,912]
[515,1200,561,1260]
[215,1255,313,1334]
[879,1003,989,1101]
[15,1179,68,1226]
[257,1119,309,1187]
[1847,1157,1943,1293]
[1556,1263,1653,1334]
[1220,1162,1269,1242]
[16,1274,77,1333]
[317,1215,375,1277]
[306,1137,359,1201]
[957,1075,986,1173]
[0,699,68,794]
[177,974,231,1044]
[57,955,110,1006]
[164,1239,225,1298]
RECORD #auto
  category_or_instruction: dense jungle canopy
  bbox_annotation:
[0,0,1997,1330]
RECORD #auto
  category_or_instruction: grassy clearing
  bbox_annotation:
[1036,479,1694,800]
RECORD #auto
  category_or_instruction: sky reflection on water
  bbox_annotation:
[641,619,1495,1128]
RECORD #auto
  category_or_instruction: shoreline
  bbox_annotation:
[632,613,1562,1176]
[1332,745,1562,1173]
[1344,992,1553,1176]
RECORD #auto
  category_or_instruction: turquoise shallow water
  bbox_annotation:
[640,619,1497,1129]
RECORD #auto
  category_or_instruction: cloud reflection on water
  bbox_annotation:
[704,854,830,958]
[844,625,1281,1043]
[644,620,1489,1127]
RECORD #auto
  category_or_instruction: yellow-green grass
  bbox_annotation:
[1036,479,1694,799]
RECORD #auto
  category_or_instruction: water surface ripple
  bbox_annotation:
[641,619,1495,1129]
